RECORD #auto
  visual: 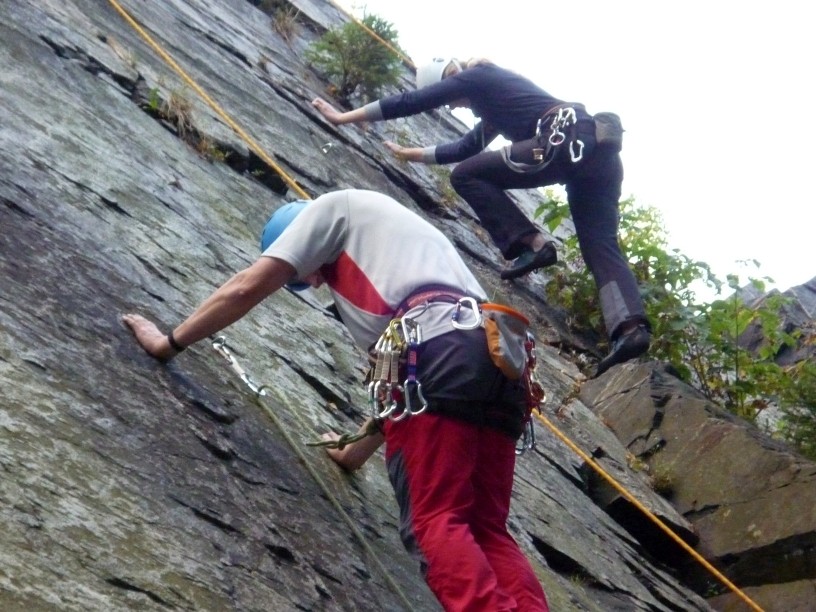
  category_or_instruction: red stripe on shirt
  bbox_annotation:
[321,252,392,315]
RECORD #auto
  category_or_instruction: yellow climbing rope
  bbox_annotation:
[323,5,767,607]
[106,0,310,200]
[105,1,765,609]
[533,410,764,612]
[211,336,415,610]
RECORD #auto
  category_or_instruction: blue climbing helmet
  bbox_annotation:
[260,199,310,291]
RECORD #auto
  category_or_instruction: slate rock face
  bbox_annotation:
[582,364,816,610]
[1,1,813,611]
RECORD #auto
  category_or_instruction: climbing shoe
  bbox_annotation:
[500,241,557,280]
[594,324,651,378]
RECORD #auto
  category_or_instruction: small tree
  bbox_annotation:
[305,14,404,105]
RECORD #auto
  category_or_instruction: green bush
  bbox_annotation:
[777,357,816,457]
[536,193,816,458]
[305,13,404,105]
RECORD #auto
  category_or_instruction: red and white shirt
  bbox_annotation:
[262,189,486,348]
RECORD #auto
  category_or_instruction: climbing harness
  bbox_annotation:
[364,293,546,456]
[109,0,763,604]
[500,103,589,174]
[535,106,584,163]
[501,106,625,174]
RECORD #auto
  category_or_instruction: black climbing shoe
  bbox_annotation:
[500,241,557,280]
[594,324,651,378]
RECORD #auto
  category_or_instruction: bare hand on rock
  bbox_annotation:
[122,313,176,361]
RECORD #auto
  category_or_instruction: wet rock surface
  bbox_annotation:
[1,1,813,610]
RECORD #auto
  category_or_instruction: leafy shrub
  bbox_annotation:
[777,357,816,457]
[538,193,720,361]
[305,13,404,105]
[536,193,816,457]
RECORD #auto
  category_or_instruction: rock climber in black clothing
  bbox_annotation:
[313,57,650,376]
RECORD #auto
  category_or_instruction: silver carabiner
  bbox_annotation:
[570,139,584,163]
[401,317,422,344]
[368,380,380,417]
[515,420,536,455]
[389,401,410,422]
[535,117,545,138]
[451,297,482,330]
[375,380,398,419]
[401,379,429,418]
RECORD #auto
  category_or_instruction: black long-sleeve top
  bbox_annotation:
[363,63,567,164]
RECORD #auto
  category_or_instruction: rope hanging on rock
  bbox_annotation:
[211,335,414,610]
[106,0,310,200]
[107,2,766,609]
[532,409,764,612]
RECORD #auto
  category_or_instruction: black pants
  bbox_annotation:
[449,125,646,339]
[412,328,527,440]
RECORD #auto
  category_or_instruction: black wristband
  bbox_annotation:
[167,330,186,353]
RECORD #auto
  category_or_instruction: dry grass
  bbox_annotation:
[161,91,193,138]
[273,6,301,42]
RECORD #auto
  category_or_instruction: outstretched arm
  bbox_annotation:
[311,97,369,125]
[312,99,436,163]
[322,418,385,471]
[123,256,297,360]
[383,141,427,162]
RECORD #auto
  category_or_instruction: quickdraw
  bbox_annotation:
[399,317,428,419]
[517,331,546,455]
[368,317,428,422]
[212,336,270,397]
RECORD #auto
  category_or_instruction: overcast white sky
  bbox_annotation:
[339,0,814,294]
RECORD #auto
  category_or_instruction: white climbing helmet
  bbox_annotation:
[415,57,460,89]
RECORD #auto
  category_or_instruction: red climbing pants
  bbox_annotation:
[384,413,549,612]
